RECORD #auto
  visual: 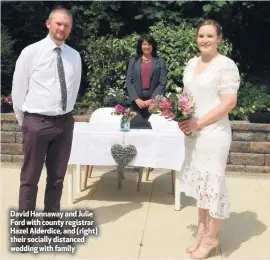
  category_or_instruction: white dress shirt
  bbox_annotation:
[12,34,82,126]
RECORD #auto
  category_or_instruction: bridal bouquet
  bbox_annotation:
[148,90,195,122]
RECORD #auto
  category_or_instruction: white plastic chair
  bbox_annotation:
[83,107,176,194]
[89,107,118,123]
[84,107,118,186]
[83,107,146,191]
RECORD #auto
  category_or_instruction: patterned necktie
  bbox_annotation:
[55,47,67,111]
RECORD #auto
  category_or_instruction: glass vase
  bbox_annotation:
[120,116,130,131]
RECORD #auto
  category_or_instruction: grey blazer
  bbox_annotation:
[126,56,167,102]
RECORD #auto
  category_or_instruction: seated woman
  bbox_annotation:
[126,34,167,128]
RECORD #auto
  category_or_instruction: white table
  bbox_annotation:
[67,113,185,210]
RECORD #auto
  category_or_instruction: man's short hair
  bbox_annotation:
[48,8,73,21]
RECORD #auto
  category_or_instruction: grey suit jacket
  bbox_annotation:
[126,56,167,102]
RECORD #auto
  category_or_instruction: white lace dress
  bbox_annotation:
[179,54,240,219]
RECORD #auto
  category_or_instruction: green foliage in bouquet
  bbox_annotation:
[149,89,195,122]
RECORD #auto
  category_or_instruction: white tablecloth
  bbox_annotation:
[68,123,185,171]
[67,108,185,210]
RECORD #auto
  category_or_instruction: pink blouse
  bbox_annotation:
[141,61,152,89]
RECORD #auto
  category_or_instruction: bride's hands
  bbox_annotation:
[178,119,200,134]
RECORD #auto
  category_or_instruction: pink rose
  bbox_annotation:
[161,110,169,117]
[178,93,193,116]
[166,112,175,120]
[115,104,124,112]
[159,99,172,110]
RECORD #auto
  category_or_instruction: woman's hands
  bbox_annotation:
[135,98,146,109]
[178,119,201,134]
[135,98,152,109]
[144,99,152,107]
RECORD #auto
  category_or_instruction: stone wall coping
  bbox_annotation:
[1,113,270,131]
[1,113,91,123]
[230,121,270,131]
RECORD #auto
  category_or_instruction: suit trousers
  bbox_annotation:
[19,112,74,213]
[130,89,152,129]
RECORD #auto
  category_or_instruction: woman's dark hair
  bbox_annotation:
[136,34,158,59]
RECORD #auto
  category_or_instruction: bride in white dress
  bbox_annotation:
[178,19,240,259]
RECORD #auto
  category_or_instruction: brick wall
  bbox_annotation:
[227,122,270,173]
[1,113,269,173]
[1,114,90,163]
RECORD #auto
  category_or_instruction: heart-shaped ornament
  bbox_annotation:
[111,144,137,167]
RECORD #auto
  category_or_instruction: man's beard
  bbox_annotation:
[53,33,66,41]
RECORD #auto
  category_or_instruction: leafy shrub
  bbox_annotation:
[83,34,137,107]
[230,79,270,120]
[1,26,16,94]
[150,22,232,92]
[103,87,128,107]
[83,22,232,106]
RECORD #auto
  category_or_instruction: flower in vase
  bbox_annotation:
[115,104,124,112]
[111,104,137,120]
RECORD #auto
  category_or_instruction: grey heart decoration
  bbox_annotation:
[111,144,137,167]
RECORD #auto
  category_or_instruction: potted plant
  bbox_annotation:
[245,84,270,124]
[230,80,270,123]
[248,102,270,124]
[0,95,13,113]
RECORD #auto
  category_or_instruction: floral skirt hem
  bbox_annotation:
[180,183,230,219]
